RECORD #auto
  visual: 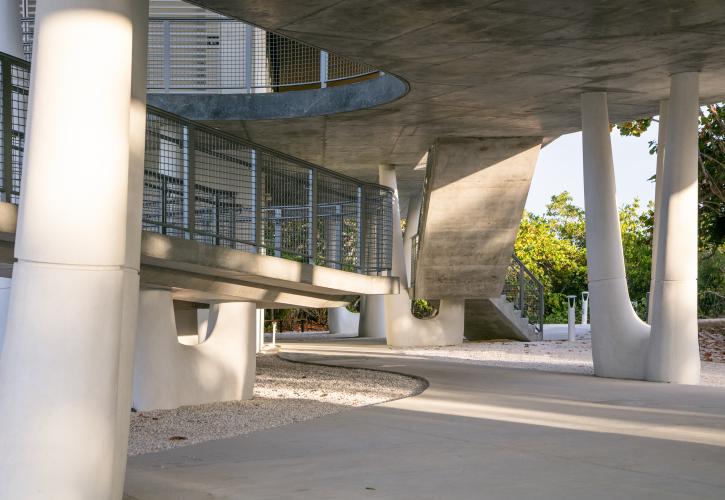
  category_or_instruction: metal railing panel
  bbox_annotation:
[0,53,29,204]
[21,14,379,94]
[0,50,393,275]
[502,254,545,336]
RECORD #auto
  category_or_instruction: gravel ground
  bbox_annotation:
[397,331,725,388]
[128,354,424,455]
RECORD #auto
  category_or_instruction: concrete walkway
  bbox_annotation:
[124,340,725,499]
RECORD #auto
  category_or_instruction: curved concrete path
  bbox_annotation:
[125,339,725,499]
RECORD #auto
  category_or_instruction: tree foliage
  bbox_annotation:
[515,192,654,321]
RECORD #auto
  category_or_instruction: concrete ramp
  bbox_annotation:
[414,137,541,300]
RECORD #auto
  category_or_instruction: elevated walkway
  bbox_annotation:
[0,51,398,308]
[0,202,397,308]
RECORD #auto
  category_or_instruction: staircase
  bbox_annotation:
[464,255,544,342]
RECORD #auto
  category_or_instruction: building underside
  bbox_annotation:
[189,0,725,202]
[0,1,720,498]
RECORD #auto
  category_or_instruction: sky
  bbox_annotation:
[525,124,660,215]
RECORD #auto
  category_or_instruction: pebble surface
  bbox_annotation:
[128,354,424,456]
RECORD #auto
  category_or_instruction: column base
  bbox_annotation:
[0,262,139,499]
[358,295,386,338]
[132,290,256,411]
[328,306,360,334]
[647,280,700,384]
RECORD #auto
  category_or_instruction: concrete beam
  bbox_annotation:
[414,137,541,300]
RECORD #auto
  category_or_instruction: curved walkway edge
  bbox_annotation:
[125,340,725,500]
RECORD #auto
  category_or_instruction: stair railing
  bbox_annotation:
[503,254,545,336]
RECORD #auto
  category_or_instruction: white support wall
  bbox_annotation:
[133,290,256,411]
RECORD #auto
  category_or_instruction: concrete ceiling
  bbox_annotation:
[190,0,725,202]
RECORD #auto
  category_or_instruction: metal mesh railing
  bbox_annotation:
[21,13,379,93]
[0,50,393,274]
[146,19,379,93]
[503,254,545,337]
[0,52,30,204]
[143,107,392,272]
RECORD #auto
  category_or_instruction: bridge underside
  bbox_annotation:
[191,0,725,203]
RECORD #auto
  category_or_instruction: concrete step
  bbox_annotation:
[464,297,538,342]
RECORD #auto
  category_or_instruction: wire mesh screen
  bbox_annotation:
[362,186,393,275]
[21,13,377,92]
[0,53,30,204]
[142,107,392,273]
[258,152,313,262]
[316,172,362,271]
[0,49,393,275]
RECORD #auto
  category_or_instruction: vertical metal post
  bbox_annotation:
[1,58,13,203]
[161,176,168,235]
[255,150,263,254]
[162,20,171,92]
[249,149,257,252]
[356,186,365,273]
[309,168,318,264]
[185,124,196,240]
[335,204,343,270]
[539,283,545,335]
[359,186,367,273]
[518,264,526,312]
[215,193,221,246]
[319,50,328,88]
[273,208,282,257]
[567,295,577,341]
[244,24,253,94]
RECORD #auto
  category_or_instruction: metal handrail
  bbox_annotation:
[21,16,380,94]
[0,50,393,275]
[503,254,545,336]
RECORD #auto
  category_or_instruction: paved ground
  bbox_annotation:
[125,340,725,499]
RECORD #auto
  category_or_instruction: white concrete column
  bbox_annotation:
[0,277,11,350]
[646,73,701,384]
[648,100,669,323]
[328,306,360,334]
[256,307,265,352]
[1,0,24,58]
[0,1,148,499]
[403,194,422,291]
[379,164,464,347]
[581,92,650,380]
[358,294,387,337]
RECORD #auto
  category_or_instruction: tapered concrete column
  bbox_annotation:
[646,73,701,384]
[0,1,148,499]
[403,194,422,291]
[581,92,650,380]
[379,164,464,347]
[358,294,386,337]
[0,1,24,349]
[1,0,24,58]
[0,278,11,350]
[648,100,669,323]
[328,306,360,334]
[133,291,256,411]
